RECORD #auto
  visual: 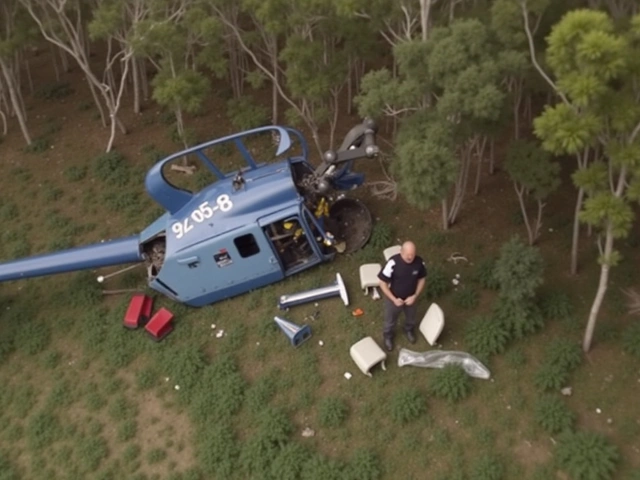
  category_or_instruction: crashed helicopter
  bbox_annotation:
[0,118,379,307]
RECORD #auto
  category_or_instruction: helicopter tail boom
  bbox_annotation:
[0,235,144,282]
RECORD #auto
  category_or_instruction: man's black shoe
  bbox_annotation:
[384,337,394,352]
[406,330,416,344]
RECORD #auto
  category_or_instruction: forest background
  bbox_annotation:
[1,0,640,479]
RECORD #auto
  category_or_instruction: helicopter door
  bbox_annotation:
[263,215,320,276]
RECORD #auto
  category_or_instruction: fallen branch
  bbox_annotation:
[170,164,196,174]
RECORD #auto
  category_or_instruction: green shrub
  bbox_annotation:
[546,338,582,370]
[146,448,167,464]
[534,362,569,391]
[555,431,619,480]
[64,165,88,182]
[344,449,381,480]
[504,347,527,368]
[93,150,130,186]
[429,365,472,403]
[0,451,20,480]
[493,297,544,339]
[269,443,309,480]
[534,395,575,434]
[122,443,141,463]
[135,367,159,391]
[244,373,277,414]
[368,222,393,250]
[469,454,504,480]
[452,286,479,310]
[425,231,448,246]
[197,422,239,478]
[10,166,32,182]
[622,322,640,358]
[472,257,500,290]
[538,290,575,320]
[424,264,449,300]
[23,137,51,154]
[0,202,19,221]
[226,96,269,130]
[26,411,61,449]
[494,236,544,302]
[299,454,345,480]
[390,388,426,424]
[463,315,509,358]
[318,397,349,428]
[117,420,138,442]
[108,395,137,422]
[14,321,51,355]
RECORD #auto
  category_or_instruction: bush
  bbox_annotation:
[452,286,479,310]
[463,315,510,359]
[226,96,269,130]
[318,397,349,428]
[197,422,239,478]
[546,338,582,371]
[555,431,619,480]
[534,362,570,391]
[23,137,51,154]
[117,420,137,442]
[368,222,393,250]
[472,257,500,290]
[26,411,61,449]
[538,290,575,320]
[493,297,544,339]
[35,81,73,99]
[534,395,575,434]
[244,374,277,415]
[390,388,426,424]
[64,165,88,182]
[93,150,130,187]
[269,443,309,480]
[429,364,471,403]
[622,322,640,358]
[494,236,544,302]
[469,454,504,480]
[14,321,51,355]
[343,449,381,480]
[424,264,450,300]
[424,231,448,246]
[146,448,167,465]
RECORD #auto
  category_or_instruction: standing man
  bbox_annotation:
[378,241,427,352]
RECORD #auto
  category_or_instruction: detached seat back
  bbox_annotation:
[145,307,174,341]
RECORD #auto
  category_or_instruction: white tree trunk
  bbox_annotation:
[0,57,31,145]
[583,227,613,352]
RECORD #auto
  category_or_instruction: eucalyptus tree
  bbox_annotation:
[505,140,560,245]
[214,0,353,155]
[532,9,640,352]
[20,0,133,151]
[0,0,35,145]
[133,0,223,148]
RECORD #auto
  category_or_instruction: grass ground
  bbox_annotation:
[0,52,639,480]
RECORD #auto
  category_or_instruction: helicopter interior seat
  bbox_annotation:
[265,218,316,272]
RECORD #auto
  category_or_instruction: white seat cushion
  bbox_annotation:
[419,303,445,346]
[350,336,387,377]
[359,263,382,293]
[383,245,401,261]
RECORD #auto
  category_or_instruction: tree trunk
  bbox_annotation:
[132,55,141,114]
[441,198,449,231]
[489,138,495,174]
[570,186,585,275]
[514,183,534,245]
[0,57,31,145]
[583,227,613,352]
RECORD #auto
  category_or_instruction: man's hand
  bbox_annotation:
[393,297,405,307]
[404,295,416,306]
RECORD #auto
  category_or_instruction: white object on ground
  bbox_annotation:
[350,336,387,377]
[359,263,382,294]
[174,385,180,390]
[344,372,352,380]
[419,302,445,346]
[398,348,491,379]
[371,288,381,300]
[318,340,324,346]
[216,330,224,338]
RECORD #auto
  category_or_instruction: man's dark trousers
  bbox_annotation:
[383,296,417,340]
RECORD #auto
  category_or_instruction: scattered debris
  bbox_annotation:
[596,408,602,414]
[211,323,216,329]
[447,252,469,264]
[302,427,315,437]
[174,385,180,390]
[216,329,225,338]
[607,418,613,424]
[561,387,572,396]
[318,340,324,346]
[371,288,381,300]
[344,372,352,380]
[452,278,460,286]
[352,308,364,317]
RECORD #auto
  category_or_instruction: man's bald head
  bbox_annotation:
[400,241,416,263]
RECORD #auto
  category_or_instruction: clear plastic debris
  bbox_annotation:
[397,348,491,379]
